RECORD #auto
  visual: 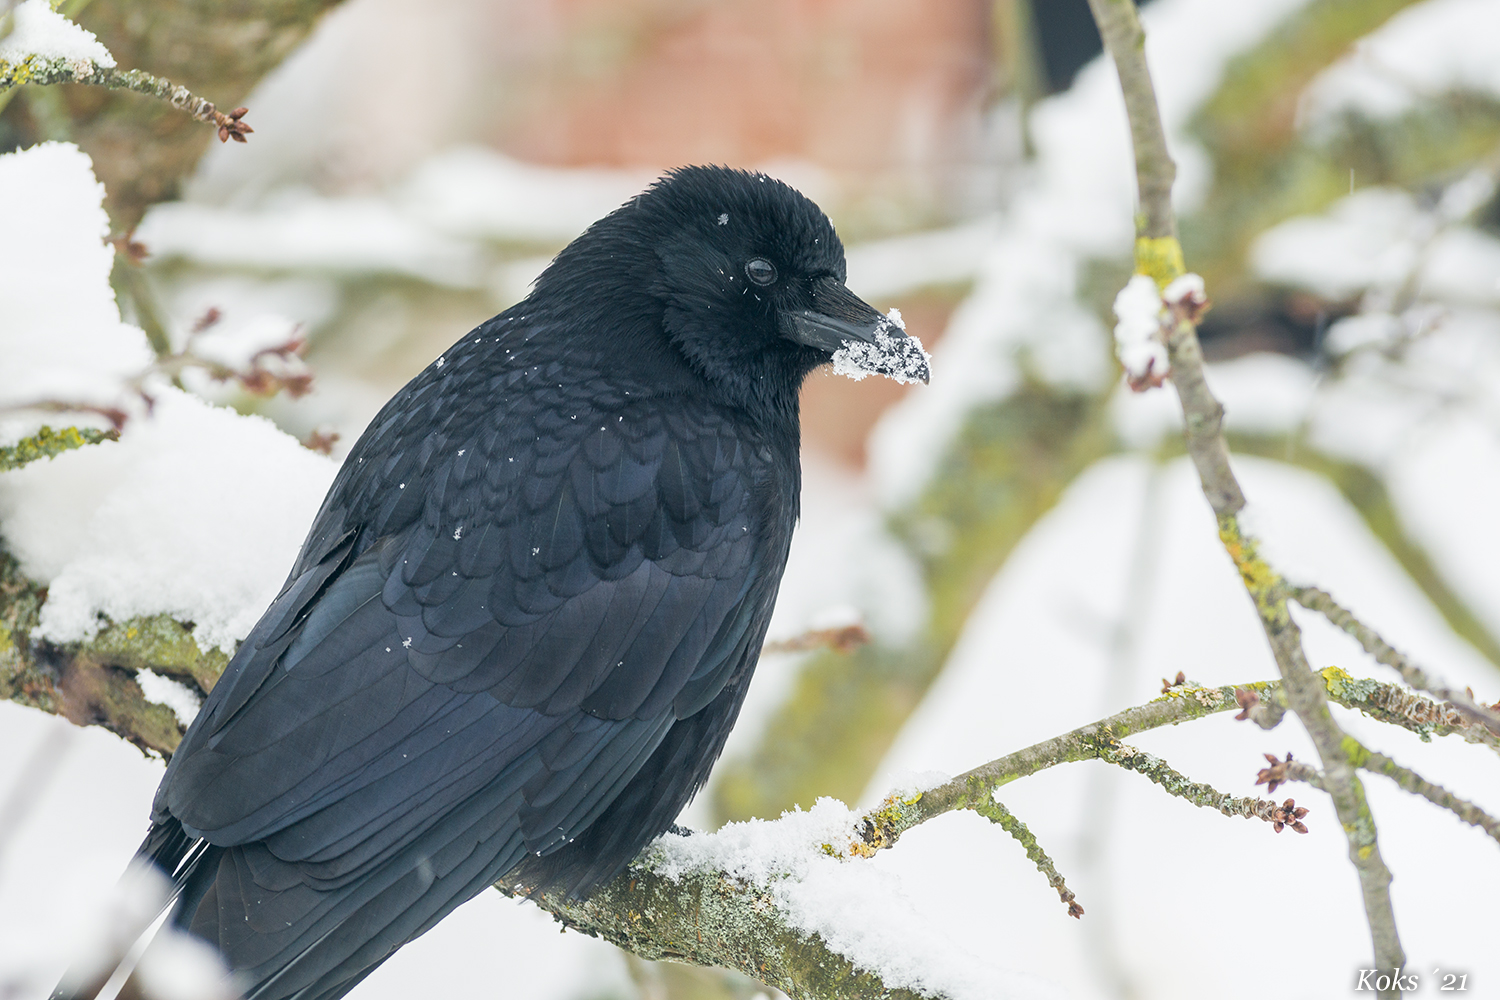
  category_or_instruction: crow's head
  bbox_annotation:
[531,165,927,412]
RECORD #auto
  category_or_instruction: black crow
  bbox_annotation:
[131,166,927,1000]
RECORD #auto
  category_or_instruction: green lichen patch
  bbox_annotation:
[0,425,117,473]
[85,613,229,695]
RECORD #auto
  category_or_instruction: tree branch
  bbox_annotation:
[1084,0,1406,977]
[847,682,1293,854]
[1290,585,1500,734]
[1265,746,1500,847]
[0,55,252,140]
[508,871,932,1000]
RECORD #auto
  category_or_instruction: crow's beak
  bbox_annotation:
[782,277,931,384]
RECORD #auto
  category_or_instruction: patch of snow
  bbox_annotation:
[843,218,999,302]
[132,925,235,1000]
[162,276,341,354]
[1423,227,1500,306]
[1386,414,1500,639]
[0,387,337,652]
[1111,275,1168,386]
[0,142,151,441]
[399,146,653,245]
[1162,272,1204,306]
[133,669,202,729]
[807,603,863,631]
[1300,0,1500,124]
[1204,352,1319,435]
[830,314,932,386]
[1109,377,1184,450]
[644,799,1069,1000]
[135,190,486,287]
[188,313,302,373]
[1251,187,1425,298]
[0,1,114,65]
[50,858,171,996]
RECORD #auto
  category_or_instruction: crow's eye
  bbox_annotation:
[745,258,777,286]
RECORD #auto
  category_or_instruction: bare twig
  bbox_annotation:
[1085,0,1405,976]
[851,682,1278,850]
[1290,585,1500,734]
[0,56,252,141]
[1354,744,1500,847]
[969,798,1084,918]
[1319,666,1500,754]
[1099,739,1308,831]
[761,624,870,656]
[1264,747,1500,847]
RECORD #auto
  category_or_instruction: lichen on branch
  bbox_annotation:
[0,54,252,141]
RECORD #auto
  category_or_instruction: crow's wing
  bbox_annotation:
[155,363,777,897]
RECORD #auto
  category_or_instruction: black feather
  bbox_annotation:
[133,166,904,1000]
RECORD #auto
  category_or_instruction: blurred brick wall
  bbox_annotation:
[468,0,992,467]
[475,0,997,233]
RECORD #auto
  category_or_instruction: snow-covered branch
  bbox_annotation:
[0,1,252,142]
[510,866,932,1000]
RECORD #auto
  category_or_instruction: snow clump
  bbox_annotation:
[830,308,932,385]
[1111,274,1169,389]
[0,142,337,654]
[0,0,114,64]
[641,798,1063,1000]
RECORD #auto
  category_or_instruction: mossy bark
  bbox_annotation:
[513,866,934,1000]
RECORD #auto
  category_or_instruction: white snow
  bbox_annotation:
[1251,187,1426,299]
[187,313,303,374]
[135,190,487,288]
[843,218,998,302]
[1110,274,1168,386]
[1161,272,1204,306]
[644,799,1069,1000]
[829,311,932,386]
[398,146,653,245]
[131,927,236,1000]
[0,0,114,65]
[133,669,203,729]
[0,387,336,653]
[0,142,151,441]
[0,142,339,654]
[1300,0,1500,124]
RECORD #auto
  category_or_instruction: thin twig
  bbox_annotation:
[761,624,870,656]
[1263,747,1500,847]
[1319,666,1500,754]
[971,797,1084,918]
[1357,745,1500,846]
[1084,0,1405,977]
[853,682,1276,852]
[1290,585,1500,734]
[1097,739,1308,831]
[0,55,252,141]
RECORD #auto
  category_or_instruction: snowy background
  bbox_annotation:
[3,0,1500,997]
